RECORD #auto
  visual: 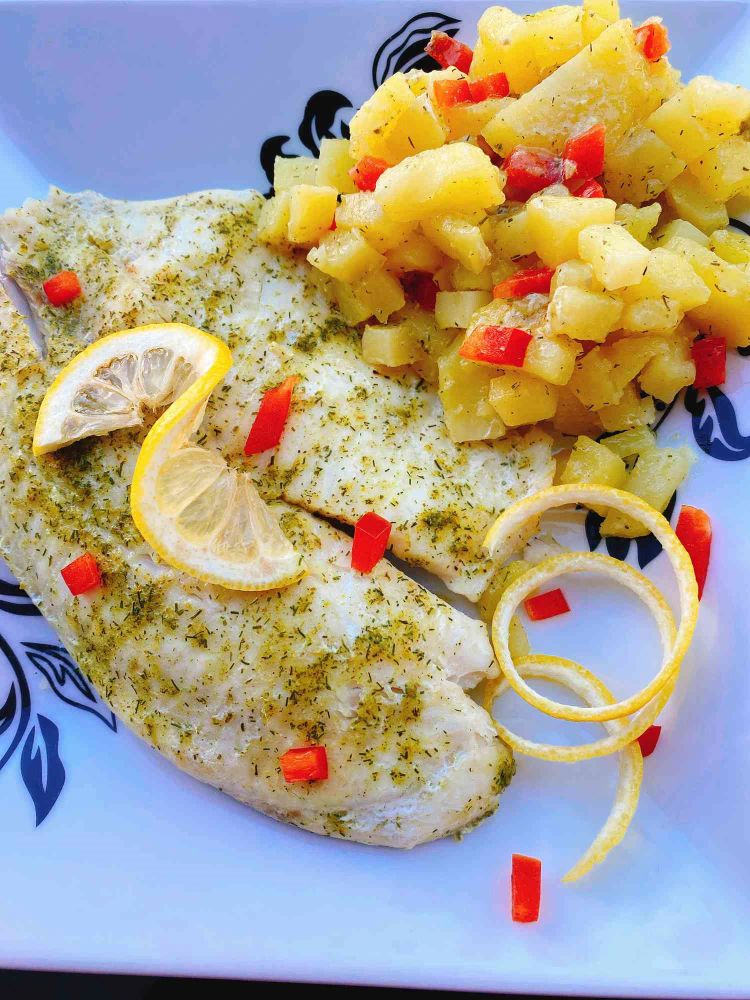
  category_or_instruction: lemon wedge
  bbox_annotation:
[34,323,305,592]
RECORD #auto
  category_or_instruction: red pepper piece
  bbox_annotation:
[349,156,390,192]
[511,854,541,923]
[524,588,570,621]
[575,178,605,198]
[433,77,472,108]
[691,336,726,389]
[636,725,662,758]
[564,123,606,181]
[244,376,298,455]
[352,512,392,573]
[504,146,565,202]
[401,271,439,311]
[675,505,712,600]
[634,21,670,61]
[425,30,473,74]
[60,553,102,596]
[459,325,532,367]
[279,746,328,783]
[468,72,510,102]
[43,270,82,307]
[493,265,554,299]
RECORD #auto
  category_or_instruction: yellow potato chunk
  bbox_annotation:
[668,237,750,347]
[552,386,603,436]
[620,296,682,334]
[451,262,494,291]
[335,192,414,252]
[435,290,492,329]
[316,138,357,195]
[548,285,622,343]
[257,192,291,246]
[348,72,446,163]
[375,143,504,223]
[688,136,750,203]
[332,280,375,325]
[602,426,656,459]
[597,382,656,433]
[352,269,406,323]
[687,75,750,133]
[422,215,492,274]
[665,173,729,234]
[615,203,662,244]
[708,227,750,265]
[653,218,710,248]
[525,6,588,78]
[524,332,579,386]
[286,185,338,245]
[584,0,619,20]
[646,90,717,163]
[560,435,627,493]
[489,371,558,425]
[578,223,650,290]
[603,127,686,205]
[551,259,595,293]
[481,209,535,259]
[526,195,616,267]
[438,339,506,442]
[361,323,422,368]
[470,6,540,94]
[274,155,318,192]
[601,446,694,537]
[306,229,385,282]
[622,247,711,311]
[638,336,696,402]
[385,233,445,273]
[569,337,661,408]
[440,96,511,141]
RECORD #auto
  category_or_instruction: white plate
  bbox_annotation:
[0,1,749,995]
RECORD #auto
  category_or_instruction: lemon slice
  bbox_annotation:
[35,323,305,592]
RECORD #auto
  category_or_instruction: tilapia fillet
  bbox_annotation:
[0,187,553,846]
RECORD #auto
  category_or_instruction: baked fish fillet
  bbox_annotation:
[0,285,512,847]
[0,187,554,600]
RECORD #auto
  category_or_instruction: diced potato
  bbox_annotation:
[668,237,750,346]
[352,270,406,323]
[621,247,711,311]
[481,209,535,259]
[435,290,492,329]
[665,173,729,234]
[440,97,511,141]
[274,155,318,192]
[560,435,627,493]
[422,215,492,274]
[638,336,696,402]
[602,426,656,459]
[526,195,616,266]
[600,446,694,537]
[385,234,445,273]
[332,279,374,325]
[688,136,750,202]
[621,296,682,334]
[646,89,717,163]
[709,227,750,265]
[375,143,504,223]
[524,332,579,386]
[316,138,357,195]
[489,370,558,425]
[584,0,619,21]
[477,560,532,626]
[615,203,662,244]
[394,304,455,384]
[551,259,595,293]
[578,223,650,290]
[525,5,587,77]
[257,192,291,245]
[603,127,685,205]
[687,75,750,133]
[434,265,455,291]
[438,339,506,442]
[361,323,422,368]
[568,337,661,408]
[470,6,540,94]
[653,218,710,247]
[597,382,656,433]
[451,262,494,291]
[548,285,622,342]
[483,20,676,155]
[335,192,415,252]
[348,72,446,163]
[552,385,603,436]
[306,229,384,282]
[287,185,338,245]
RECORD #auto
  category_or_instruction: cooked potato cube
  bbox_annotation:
[525,5,587,77]
[481,209,535,259]
[306,229,385,282]
[584,0,619,19]
[552,386,603,436]
[527,195,616,266]
[560,435,627,493]
[602,426,656,459]
[597,382,656,433]
[548,285,622,342]
[551,259,595,293]
[600,446,694,536]
[362,323,422,368]
[438,339,506,442]
[375,143,504,223]
[435,290,492,329]
[274,155,318,192]
[638,336,696,402]
[615,203,662,244]
[352,269,406,323]
[622,247,711,311]
[688,136,750,203]
[668,237,750,346]
[348,72,446,163]
[385,234,445,273]
[335,192,415,252]
[524,332,579,386]
[653,218,710,247]
[687,75,750,133]
[665,173,729,234]
[646,90,717,163]
[568,346,622,409]
[708,227,750,265]
[578,223,651,290]
[257,192,291,245]
[422,215,492,274]
[450,262,494,291]
[470,5,540,94]
[621,296,682,334]
[287,185,338,245]
[316,138,357,194]
[440,97,511,141]
[489,370,558,425]
[332,279,374,325]
[603,127,685,205]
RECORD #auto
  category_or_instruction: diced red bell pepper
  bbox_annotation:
[425,30,473,74]
[675,505,712,600]
[352,512,392,573]
[634,21,670,61]
[43,270,82,307]
[401,271,438,311]
[60,553,102,596]
[279,746,328,782]
[244,376,299,455]
[691,336,726,389]
[459,325,532,368]
[504,146,565,202]
[493,266,554,299]
[468,72,510,103]
[524,588,570,621]
[575,178,605,198]
[511,854,541,923]
[349,156,390,192]
[433,77,472,108]
[564,123,606,181]
[636,725,662,758]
